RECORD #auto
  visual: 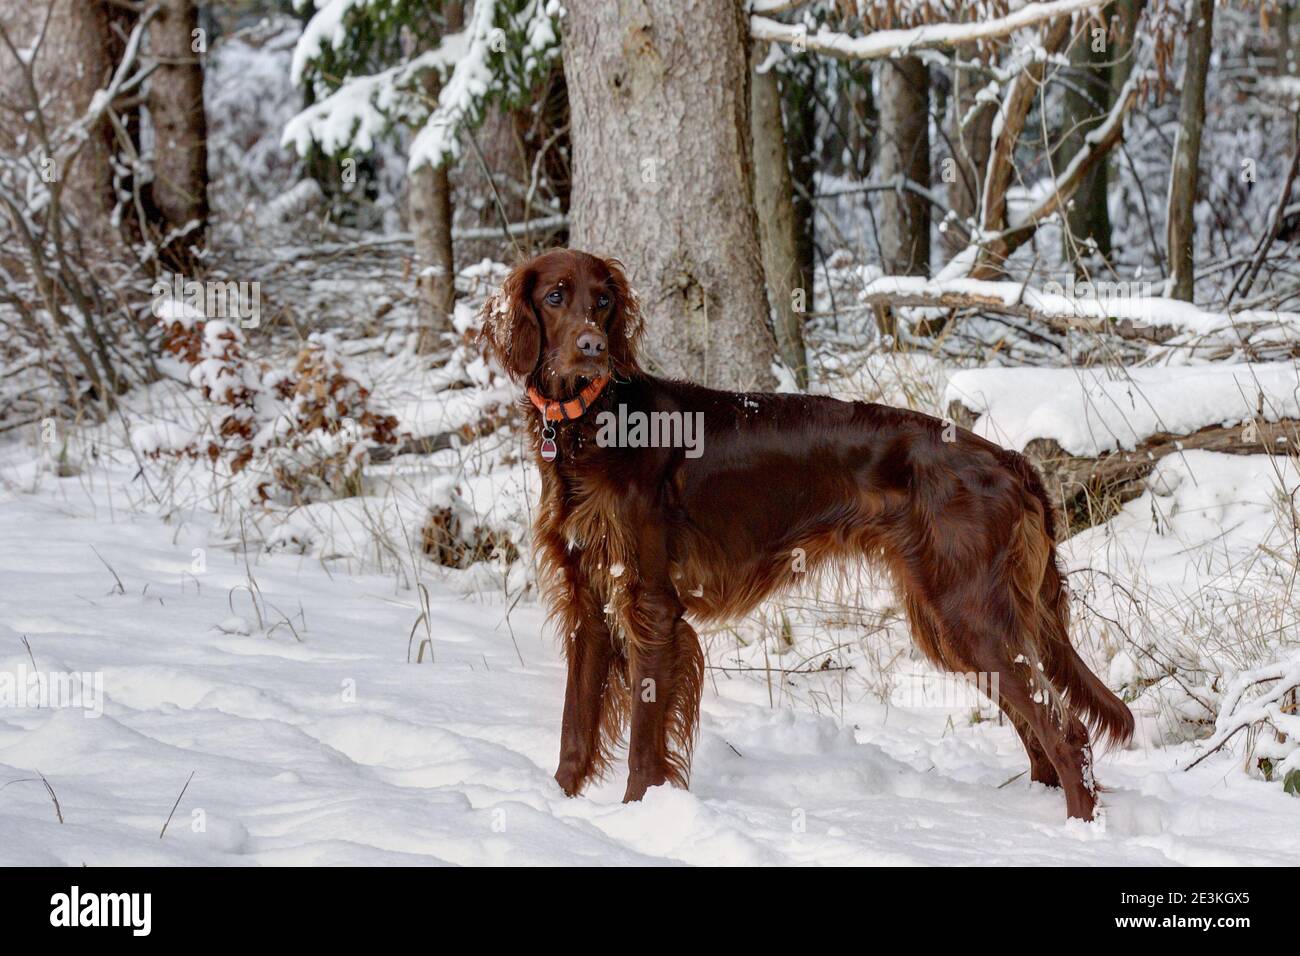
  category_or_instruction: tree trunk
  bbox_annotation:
[1059,19,1113,273]
[784,70,818,304]
[0,0,118,237]
[1281,1,1300,76]
[410,83,457,353]
[750,43,808,387]
[1166,0,1214,302]
[1112,0,1147,92]
[946,50,995,255]
[563,0,775,390]
[409,2,462,354]
[877,55,931,276]
[845,66,877,180]
[148,0,208,261]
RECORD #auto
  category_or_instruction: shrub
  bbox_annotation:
[156,308,399,502]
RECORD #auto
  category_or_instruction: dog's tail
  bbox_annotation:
[1006,453,1135,750]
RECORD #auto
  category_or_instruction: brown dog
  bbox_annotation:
[479,248,1133,820]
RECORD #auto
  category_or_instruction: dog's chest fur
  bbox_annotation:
[536,461,639,637]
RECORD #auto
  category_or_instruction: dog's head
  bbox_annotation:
[479,249,643,396]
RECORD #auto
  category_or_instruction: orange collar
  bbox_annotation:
[526,376,610,422]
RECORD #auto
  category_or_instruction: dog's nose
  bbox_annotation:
[576,330,607,358]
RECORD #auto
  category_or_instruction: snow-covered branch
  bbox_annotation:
[289,0,369,86]
[283,34,471,158]
[858,274,1300,340]
[750,0,1109,61]
[955,15,1139,279]
[1185,651,1300,774]
[407,0,553,172]
[284,0,560,172]
[748,0,809,14]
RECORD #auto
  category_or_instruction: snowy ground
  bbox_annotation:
[1,427,1297,866]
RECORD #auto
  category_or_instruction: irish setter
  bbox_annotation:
[479,249,1133,821]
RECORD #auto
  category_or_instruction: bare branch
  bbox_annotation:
[999,67,1143,255]
[976,17,1076,256]
[1229,116,1300,302]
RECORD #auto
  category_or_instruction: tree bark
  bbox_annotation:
[750,43,807,387]
[1059,18,1113,273]
[410,80,457,353]
[877,56,931,276]
[1166,0,1214,302]
[784,70,818,304]
[563,0,776,390]
[147,0,208,259]
[845,65,877,180]
[0,0,118,237]
[409,2,462,354]
[1111,0,1147,92]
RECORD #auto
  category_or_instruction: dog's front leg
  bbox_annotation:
[622,583,704,803]
[554,576,618,797]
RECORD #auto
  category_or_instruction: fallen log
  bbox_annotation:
[859,285,1179,343]
[368,413,502,462]
[859,279,1300,353]
[947,399,1300,535]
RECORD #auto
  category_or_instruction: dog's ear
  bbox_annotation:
[603,257,643,376]
[479,262,541,380]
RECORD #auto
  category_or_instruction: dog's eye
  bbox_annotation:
[545,289,563,306]
[596,294,610,309]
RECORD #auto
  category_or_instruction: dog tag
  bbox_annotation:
[540,424,558,463]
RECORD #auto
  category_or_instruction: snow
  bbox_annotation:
[130,422,197,457]
[1257,75,1300,106]
[285,0,560,171]
[945,362,1300,455]
[405,11,498,168]
[1066,450,1299,614]
[283,35,472,160]
[289,0,374,86]
[1063,450,1300,757]
[2,426,1299,865]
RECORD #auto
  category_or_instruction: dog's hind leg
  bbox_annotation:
[1004,687,1061,788]
[993,670,1095,818]
[907,562,1096,818]
[905,588,1059,788]
[958,617,1097,819]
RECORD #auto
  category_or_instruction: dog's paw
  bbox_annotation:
[554,764,584,797]
[621,771,667,804]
